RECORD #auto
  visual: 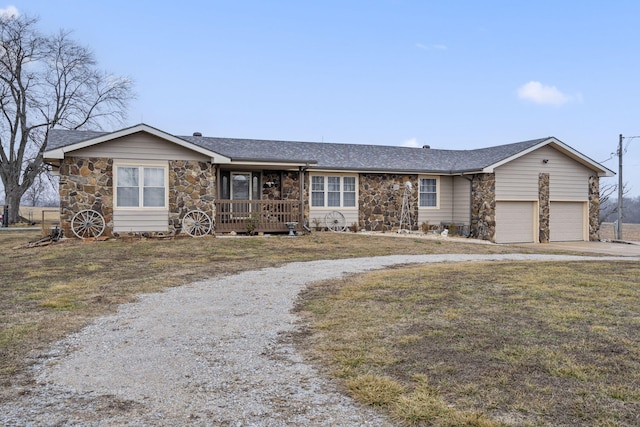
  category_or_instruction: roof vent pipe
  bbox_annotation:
[422,145,430,149]
[193,132,202,137]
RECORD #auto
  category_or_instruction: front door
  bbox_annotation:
[231,173,251,214]
[231,173,251,200]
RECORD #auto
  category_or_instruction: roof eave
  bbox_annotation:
[227,158,318,169]
[43,148,65,160]
[309,166,455,174]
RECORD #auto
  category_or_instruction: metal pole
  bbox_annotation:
[617,134,623,240]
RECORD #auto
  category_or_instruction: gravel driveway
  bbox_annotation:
[2,253,637,426]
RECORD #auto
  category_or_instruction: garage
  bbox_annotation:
[550,202,585,242]
[495,201,536,244]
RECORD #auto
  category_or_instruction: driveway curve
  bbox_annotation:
[2,253,638,426]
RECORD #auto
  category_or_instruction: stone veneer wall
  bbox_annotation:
[60,158,216,238]
[281,171,300,201]
[262,172,281,200]
[359,174,418,231]
[539,173,550,243]
[470,173,496,241]
[168,161,216,234]
[59,157,114,237]
[588,175,600,241]
[281,171,306,222]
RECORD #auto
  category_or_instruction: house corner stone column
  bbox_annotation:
[470,173,495,242]
[59,157,114,237]
[281,171,307,226]
[168,161,216,235]
[539,173,550,243]
[588,175,600,241]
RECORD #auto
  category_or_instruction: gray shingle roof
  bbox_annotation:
[46,128,548,174]
[47,129,109,149]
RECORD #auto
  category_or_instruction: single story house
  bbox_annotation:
[43,123,614,243]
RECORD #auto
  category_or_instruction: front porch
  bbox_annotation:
[214,200,303,233]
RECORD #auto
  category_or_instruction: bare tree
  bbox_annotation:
[0,13,133,223]
[599,181,630,224]
[23,171,50,207]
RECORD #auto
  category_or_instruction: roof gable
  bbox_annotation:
[479,137,614,177]
[45,124,231,163]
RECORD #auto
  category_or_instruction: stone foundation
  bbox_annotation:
[470,173,495,241]
[359,174,418,231]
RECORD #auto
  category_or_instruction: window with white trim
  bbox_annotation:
[116,165,167,208]
[311,175,357,208]
[419,177,438,207]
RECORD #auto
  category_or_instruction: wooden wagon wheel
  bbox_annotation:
[182,210,212,237]
[325,211,346,232]
[71,209,105,238]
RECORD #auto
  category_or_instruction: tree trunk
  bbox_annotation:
[5,187,25,224]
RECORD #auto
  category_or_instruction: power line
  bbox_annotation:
[624,136,639,153]
[600,153,616,163]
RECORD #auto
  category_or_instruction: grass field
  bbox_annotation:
[1,229,639,425]
[600,222,640,241]
[296,261,640,426]
[0,206,60,234]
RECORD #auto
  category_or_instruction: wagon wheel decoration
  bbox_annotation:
[182,210,212,237]
[71,209,106,239]
[325,210,346,232]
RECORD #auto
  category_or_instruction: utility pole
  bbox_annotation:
[618,134,623,240]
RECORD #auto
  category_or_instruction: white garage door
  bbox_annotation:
[495,201,535,244]
[550,202,585,242]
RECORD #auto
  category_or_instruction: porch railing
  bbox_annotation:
[215,200,302,233]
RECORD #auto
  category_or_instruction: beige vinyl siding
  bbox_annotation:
[495,145,591,201]
[113,209,169,233]
[495,201,536,243]
[309,208,358,229]
[452,176,471,225]
[550,202,586,241]
[69,133,211,162]
[549,163,592,201]
[418,176,456,225]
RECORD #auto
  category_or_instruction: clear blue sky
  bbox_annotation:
[6,1,640,195]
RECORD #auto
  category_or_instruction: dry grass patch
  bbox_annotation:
[347,374,406,406]
[295,261,640,426]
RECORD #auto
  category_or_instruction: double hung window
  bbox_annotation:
[311,175,357,208]
[419,177,438,208]
[116,165,167,208]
